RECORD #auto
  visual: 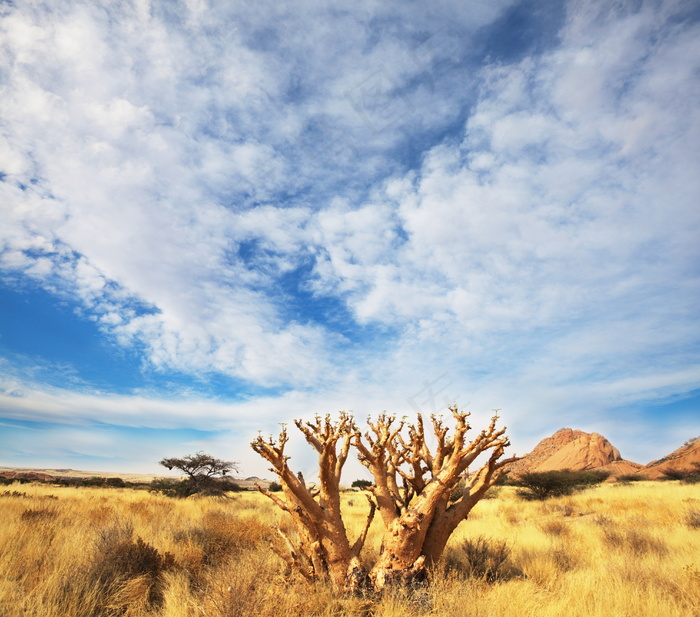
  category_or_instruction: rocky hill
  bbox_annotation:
[640,436,700,478]
[506,428,642,477]
[0,470,57,483]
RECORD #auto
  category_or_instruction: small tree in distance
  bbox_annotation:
[251,405,518,591]
[351,479,373,489]
[156,452,239,497]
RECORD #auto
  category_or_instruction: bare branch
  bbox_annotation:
[350,494,377,557]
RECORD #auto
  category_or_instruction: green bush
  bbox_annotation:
[149,478,195,498]
[617,473,646,483]
[661,464,700,483]
[149,476,243,498]
[104,477,126,488]
[515,469,610,501]
[268,481,283,492]
[351,479,373,489]
[214,478,245,492]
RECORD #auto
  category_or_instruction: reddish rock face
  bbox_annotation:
[641,437,700,478]
[506,428,641,477]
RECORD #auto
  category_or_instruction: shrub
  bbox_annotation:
[449,478,465,502]
[617,473,646,483]
[661,468,689,481]
[515,471,579,500]
[83,477,107,487]
[456,536,515,583]
[661,465,700,483]
[268,481,283,492]
[149,477,194,498]
[351,479,373,489]
[150,475,243,498]
[494,472,515,485]
[575,469,612,484]
[214,477,244,492]
[104,477,126,488]
[686,509,700,529]
[89,524,175,610]
[515,469,610,500]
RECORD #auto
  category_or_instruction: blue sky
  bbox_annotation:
[1,0,699,478]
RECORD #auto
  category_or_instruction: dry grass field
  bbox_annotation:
[0,480,699,616]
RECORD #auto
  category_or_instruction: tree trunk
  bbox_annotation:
[251,408,518,593]
[369,512,428,589]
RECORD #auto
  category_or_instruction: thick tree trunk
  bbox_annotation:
[251,408,518,593]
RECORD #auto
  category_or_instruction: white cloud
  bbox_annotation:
[0,0,698,472]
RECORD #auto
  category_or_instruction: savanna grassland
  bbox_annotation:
[1,481,699,617]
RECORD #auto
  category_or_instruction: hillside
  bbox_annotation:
[505,428,642,477]
[640,436,700,478]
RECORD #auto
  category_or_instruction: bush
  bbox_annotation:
[449,478,465,502]
[617,473,646,483]
[456,537,515,583]
[83,477,108,487]
[104,477,126,488]
[661,468,688,481]
[575,469,612,484]
[351,479,373,489]
[88,524,175,611]
[213,478,245,492]
[686,509,700,529]
[515,469,609,501]
[149,476,242,498]
[661,464,700,483]
[268,481,283,492]
[149,477,195,498]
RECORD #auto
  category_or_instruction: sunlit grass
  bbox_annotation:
[0,481,698,616]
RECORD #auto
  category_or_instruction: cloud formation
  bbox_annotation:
[1,0,699,470]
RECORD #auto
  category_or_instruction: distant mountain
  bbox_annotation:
[505,428,642,477]
[640,436,700,478]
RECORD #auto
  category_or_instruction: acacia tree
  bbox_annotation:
[251,405,518,591]
[158,451,239,495]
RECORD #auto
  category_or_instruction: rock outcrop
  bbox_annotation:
[640,436,700,479]
[506,428,642,477]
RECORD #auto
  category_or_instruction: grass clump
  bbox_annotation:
[446,536,518,583]
[87,524,176,612]
[686,509,700,529]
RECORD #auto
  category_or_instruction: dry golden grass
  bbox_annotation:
[0,481,698,616]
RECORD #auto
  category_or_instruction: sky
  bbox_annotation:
[1,0,699,479]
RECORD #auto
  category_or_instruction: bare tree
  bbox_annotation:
[251,405,518,591]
